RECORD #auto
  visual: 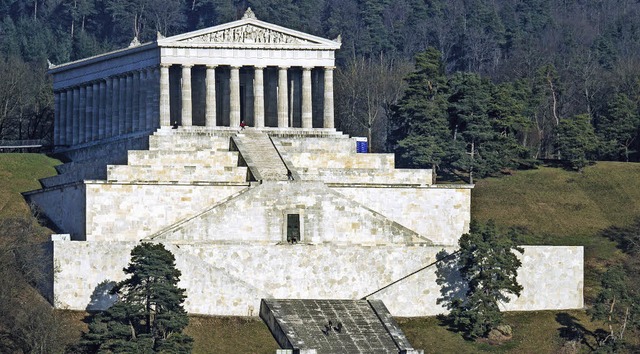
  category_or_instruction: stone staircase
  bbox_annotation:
[233,131,290,181]
[260,299,422,354]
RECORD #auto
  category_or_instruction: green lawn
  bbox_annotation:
[0,153,59,218]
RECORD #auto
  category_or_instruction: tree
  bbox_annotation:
[588,266,640,350]
[335,55,411,152]
[555,114,599,171]
[597,93,640,162]
[390,47,459,179]
[79,243,192,353]
[437,220,524,339]
[0,217,77,354]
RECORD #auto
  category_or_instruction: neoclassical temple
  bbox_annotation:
[50,8,339,148]
[26,10,582,342]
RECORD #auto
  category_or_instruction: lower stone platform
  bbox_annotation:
[259,299,423,354]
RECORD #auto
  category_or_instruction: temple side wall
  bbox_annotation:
[26,184,86,240]
[85,183,248,241]
[52,242,583,316]
[333,187,472,246]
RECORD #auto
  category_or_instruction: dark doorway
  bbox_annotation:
[287,214,301,243]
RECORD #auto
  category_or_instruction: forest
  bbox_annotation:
[1,0,640,178]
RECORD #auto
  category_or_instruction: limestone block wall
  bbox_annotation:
[107,164,248,183]
[373,246,584,316]
[288,152,395,170]
[297,168,432,185]
[273,136,354,153]
[51,241,583,317]
[149,133,232,151]
[126,150,239,167]
[334,186,472,246]
[52,240,135,310]
[85,182,247,241]
[153,181,428,244]
[24,183,86,240]
[42,133,151,188]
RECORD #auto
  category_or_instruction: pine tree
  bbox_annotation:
[390,47,459,179]
[438,220,524,339]
[78,243,192,353]
[597,93,640,162]
[555,114,599,171]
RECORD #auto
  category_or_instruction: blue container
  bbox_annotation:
[355,137,368,153]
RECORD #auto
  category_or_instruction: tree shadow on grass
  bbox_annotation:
[556,312,595,351]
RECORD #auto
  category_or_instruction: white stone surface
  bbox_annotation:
[53,242,583,316]
[334,186,472,246]
[85,183,247,241]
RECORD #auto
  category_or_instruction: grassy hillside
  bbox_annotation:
[472,162,640,242]
[1,154,639,353]
[0,153,59,218]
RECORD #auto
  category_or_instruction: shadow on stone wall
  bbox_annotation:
[86,280,118,311]
[435,249,466,308]
[434,249,467,332]
[35,242,54,304]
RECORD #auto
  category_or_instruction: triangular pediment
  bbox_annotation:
[158,10,340,49]
[182,23,314,45]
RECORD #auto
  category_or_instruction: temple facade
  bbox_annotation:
[50,8,339,148]
[27,9,584,320]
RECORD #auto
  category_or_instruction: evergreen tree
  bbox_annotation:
[555,114,599,171]
[438,220,524,339]
[588,266,640,350]
[597,93,640,162]
[78,243,192,353]
[390,47,458,179]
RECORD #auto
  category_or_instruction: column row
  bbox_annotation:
[158,64,335,129]
[55,67,160,147]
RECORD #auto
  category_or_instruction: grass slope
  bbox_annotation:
[2,154,639,353]
[0,153,59,218]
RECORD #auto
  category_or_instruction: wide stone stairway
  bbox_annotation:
[233,131,290,181]
[260,299,423,354]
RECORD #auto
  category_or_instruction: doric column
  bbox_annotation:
[277,66,289,128]
[110,76,119,136]
[132,70,140,131]
[91,82,99,141]
[323,66,335,129]
[302,67,313,128]
[253,66,265,128]
[159,64,171,126]
[78,85,86,143]
[230,65,241,127]
[98,80,106,140]
[65,88,74,145]
[106,77,114,138]
[146,67,156,129]
[125,73,133,132]
[54,91,62,146]
[85,83,93,142]
[181,64,193,126]
[205,65,217,127]
[138,69,149,130]
[118,75,126,134]
[72,87,80,144]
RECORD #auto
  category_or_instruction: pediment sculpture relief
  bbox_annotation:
[185,25,312,45]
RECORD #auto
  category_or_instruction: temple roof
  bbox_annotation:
[158,7,341,50]
[49,8,340,74]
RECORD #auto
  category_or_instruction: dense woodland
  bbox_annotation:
[2,0,640,178]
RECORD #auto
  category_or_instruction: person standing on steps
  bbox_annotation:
[240,120,247,130]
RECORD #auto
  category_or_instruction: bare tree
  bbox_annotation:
[335,55,411,152]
